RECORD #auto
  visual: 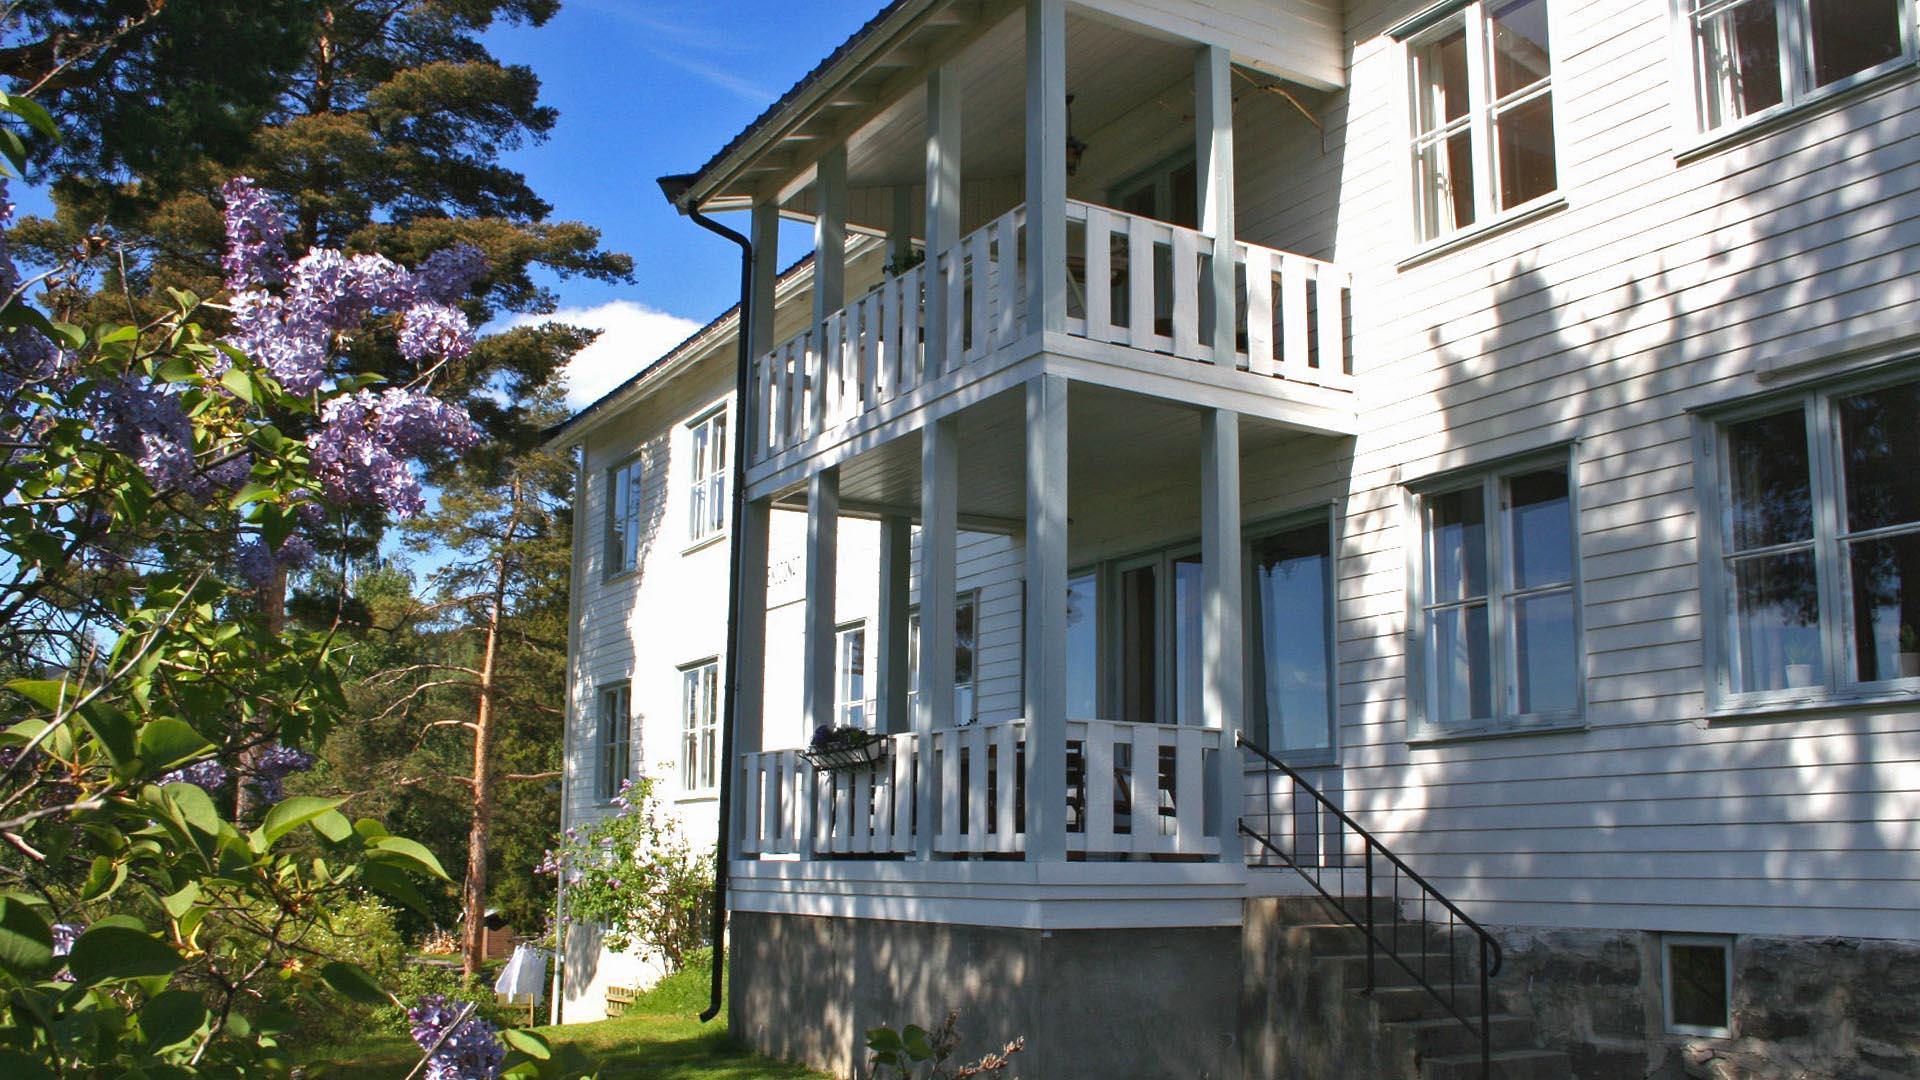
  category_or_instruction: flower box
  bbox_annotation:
[800,730,890,772]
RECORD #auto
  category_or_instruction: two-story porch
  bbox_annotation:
[684,0,1363,927]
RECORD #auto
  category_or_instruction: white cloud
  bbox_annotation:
[507,301,705,412]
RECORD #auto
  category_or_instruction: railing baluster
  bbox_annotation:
[1127,216,1153,351]
[1280,255,1309,380]
[994,211,1020,348]
[901,267,922,391]
[1244,245,1274,375]
[943,247,965,376]
[1172,226,1201,359]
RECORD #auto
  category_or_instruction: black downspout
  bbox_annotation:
[659,176,753,1026]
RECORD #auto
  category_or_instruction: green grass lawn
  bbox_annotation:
[297,962,824,1079]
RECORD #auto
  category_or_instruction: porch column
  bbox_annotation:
[730,497,772,850]
[1025,0,1068,335]
[877,514,913,735]
[924,62,961,375]
[916,418,959,859]
[750,200,781,355]
[1200,409,1246,866]
[1196,45,1238,368]
[812,146,848,433]
[888,186,916,270]
[1025,374,1069,860]
[799,467,841,858]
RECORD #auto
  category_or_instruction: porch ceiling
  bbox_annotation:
[773,381,1324,528]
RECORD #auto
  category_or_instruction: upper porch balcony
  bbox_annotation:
[745,196,1356,487]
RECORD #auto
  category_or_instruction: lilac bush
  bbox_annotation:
[407,994,506,1080]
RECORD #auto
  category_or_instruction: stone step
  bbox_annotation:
[1420,1048,1572,1080]
[1366,984,1492,1023]
[1259,893,1400,926]
[1322,951,1485,989]
[1385,1014,1539,1059]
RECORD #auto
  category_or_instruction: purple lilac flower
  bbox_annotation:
[160,759,229,792]
[50,922,80,983]
[534,849,561,876]
[204,453,253,490]
[220,178,287,290]
[399,302,475,364]
[413,245,488,304]
[407,994,505,1080]
[375,388,480,456]
[91,379,197,491]
[250,743,316,803]
[310,389,478,518]
[234,534,318,587]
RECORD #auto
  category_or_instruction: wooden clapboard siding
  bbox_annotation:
[1084,0,1346,91]
[1202,0,1920,938]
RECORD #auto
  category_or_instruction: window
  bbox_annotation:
[1112,548,1207,726]
[836,622,871,729]
[680,661,719,792]
[1405,0,1557,243]
[1066,571,1100,719]
[606,456,644,576]
[1662,935,1733,1037]
[1415,458,1581,733]
[908,591,979,724]
[687,408,728,543]
[1684,0,1913,136]
[595,683,632,802]
[1707,376,1920,704]
[1251,519,1338,757]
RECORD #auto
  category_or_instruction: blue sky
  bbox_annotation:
[485,1,875,407]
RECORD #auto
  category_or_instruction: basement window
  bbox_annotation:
[1662,934,1733,1037]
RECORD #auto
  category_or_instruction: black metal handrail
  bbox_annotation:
[1236,733,1501,1080]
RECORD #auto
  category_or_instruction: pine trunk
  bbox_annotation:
[462,477,522,977]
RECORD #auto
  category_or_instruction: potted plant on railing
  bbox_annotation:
[1899,624,1920,679]
[801,724,891,771]
[1784,639,1820,689]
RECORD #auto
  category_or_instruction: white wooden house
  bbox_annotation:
[553,0,1920,1076]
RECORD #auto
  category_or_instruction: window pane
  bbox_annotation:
[1848,532,1920,683]
[1173,554,1204,727]
[1418,132,1478,240]
[1067,572,1099,719]
[1695,0,1783,128]
[1515,589,1578,715]
[955,597,976,688]
[1254,525,1333,753]
[1415,26,1471,134]
[711,413,727,470]
[1837,382,1920,533]
[1726,408,1812,551]
[1494,92,1557,209]
[1120,565,1158,724]
[1809,0,1901,88]
[1508,468,1573,589]
[1433,602,1493,725]
[1489,0,1551,98]
[1731,550,1822,692]
[1429,486,1489,602]
[1668,943,1729,1031]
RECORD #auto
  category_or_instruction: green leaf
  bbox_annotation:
[319,961,394,1007]
[161,881,202,920]
[142,990,207,1050]
[220,368,257,405]
[499,1028,551,1060]
[369,836,450,881]
[99,324,139,345]
[258,796,346,846]
[228,482,275,509]
[903,1024,934,1061]
[79,856,127,902]
[311,809,353,844]
[76,701,137,768]
[153,355,198,383]
[357,861,433,916]
[0,896,53,978]
[136,720,213,775]
[2,95,60,141]
[5,679,69,712]
[866,1028,904,1054]
[66,919,180,986]
[164,782,222,838]
[0,1049,55,1080]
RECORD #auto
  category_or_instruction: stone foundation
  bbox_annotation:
[1493,928,1920,1079]
[728,910,1243,1079]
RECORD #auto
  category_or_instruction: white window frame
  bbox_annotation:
[1672,0,1918,143]
[1406,449,1586,739]
[679,659,720,794]
[1396,0,1562,248]
[1661,933,1734,1038]
[686,406,729,545]
[907,591,980,725]
[594,682,632,803]
[1245,509,1342,763]
[605,454,645,579]
[1695,368,1920,713]
[835,620,873,730]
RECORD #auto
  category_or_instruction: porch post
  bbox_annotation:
[877,514,913,735]
[888,186,916,270]
[730,497,771,849]
[1200,409,1246,866]
[925,62,961,375]
[799,467,841,858]
[750,200,781,356]
[1196,44,1238,368]
[812,147,848,434]
[916,418,959,859]
[1025,374,1069,860]
[1025,0,1068,336]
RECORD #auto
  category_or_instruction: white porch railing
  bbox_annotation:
[747,200,1354,465]
[735,719,1223,861]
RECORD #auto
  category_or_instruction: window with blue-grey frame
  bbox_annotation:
[1678,0,1914,139]
[594,682,632,802]
[1409,452,1583,737]
[1249,514,1339,759]
[605,454,644,577]
[1698,371,1920,710]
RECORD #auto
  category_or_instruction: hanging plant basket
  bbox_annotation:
[800,728,890,771]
